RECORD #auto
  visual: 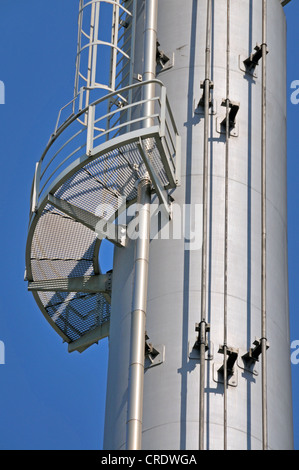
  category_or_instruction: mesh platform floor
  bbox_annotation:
[26,133,174,347]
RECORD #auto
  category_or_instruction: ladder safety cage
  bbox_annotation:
[74,0,137,127]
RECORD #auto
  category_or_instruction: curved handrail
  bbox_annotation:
[41,79,164,163]
[29,79,179,218]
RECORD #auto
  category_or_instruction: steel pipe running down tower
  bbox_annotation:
[198,0,212,452]
[261,0,268,451]
[223,0,231,451]
[126,0,158,450]
[126,177,152,450]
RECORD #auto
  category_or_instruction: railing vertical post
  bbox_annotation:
[86,105,95,156]
[160,86,167,138]
[32,162,41,213]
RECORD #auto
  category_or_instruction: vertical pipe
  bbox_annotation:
[126,178,151,450]
[199,0,212,451]
[126,0,157,450]
[143,0,158,128]
[261,0,268,451]
[223,0,230,451]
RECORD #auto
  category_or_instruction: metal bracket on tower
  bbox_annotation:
[133,73,143,82]
[198,80,214,108]
[189,322,213,360]
[156,41,174,74]
[220,100,240,130]
[48,194,126,247]
[28,273,112,295]
[144,332,165,369]
[218,346,239,377]
[137,138,172,220]
[243,43,269,74]
[195,322,210,352]
[242,338,270,367]
[213,346,239,387]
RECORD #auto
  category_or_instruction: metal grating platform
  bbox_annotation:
[25,79,180,353]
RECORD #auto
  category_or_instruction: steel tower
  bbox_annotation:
[26,0,293,450]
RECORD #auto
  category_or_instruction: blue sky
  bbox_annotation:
[0,0,298,450]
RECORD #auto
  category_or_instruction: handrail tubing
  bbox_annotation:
[39,143,87,198]
[41,127,87,180]
[93,96,159,127]
[33,79,177,211]
[93,113,160,143]
[41,79,165,163]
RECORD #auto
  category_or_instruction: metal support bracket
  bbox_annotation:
[28,273,112,295]
[189,322,213,360]
[137,137,172,219]
[242,338,270,367]
[48,194,126,247]
[68,321,110,354]
[220,99,240,130]
[213,362,238,387]
[242,43,269,75]
[244,44,263,72]
[194,321,210,352]
[133,73,143,82]
[218,346,239,377]
[144,333,165,369]
[156,41,174,74]
[189,339,214,361]
[197,80,214,109]
[216,100,240,137]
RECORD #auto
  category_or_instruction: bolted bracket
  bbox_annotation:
[194,321,210,352]
[213,362,238,387]
[144,333,165,369]
[156,41,174,74]
[218,346,239,377]
[189,340,214,361]
[189,322,213,361]
[242,338,270,367]
[243,43,269,74]
[220,99,240,130]
[197,80,214,109]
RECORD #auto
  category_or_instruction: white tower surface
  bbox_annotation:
[26,0,293,451]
